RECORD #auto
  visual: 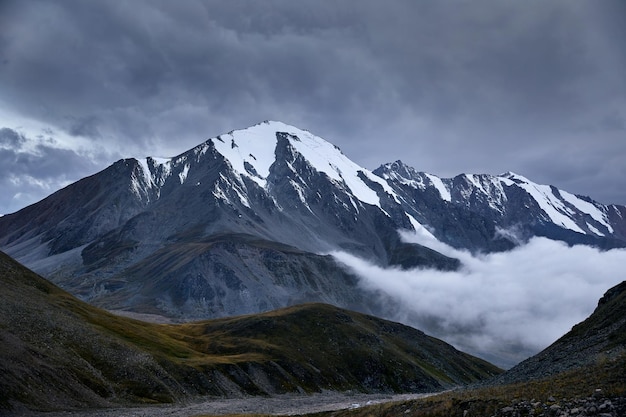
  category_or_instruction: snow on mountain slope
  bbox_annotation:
[132,122,620,247]
[499,172,613,235]
[214,121,398,208]
[424,173,451,202]
[500,172,585,233]
[131,121,399,212]
[559,190,613,234]
[374,160,452,203]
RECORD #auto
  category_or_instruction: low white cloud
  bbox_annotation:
[332,231,626,368]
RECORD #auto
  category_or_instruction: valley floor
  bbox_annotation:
[14,392,435,417]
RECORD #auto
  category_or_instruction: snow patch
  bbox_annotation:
[464,174,487,194]
[136,158,153,187]
[586,222,605,236]
[211,122,279,188]
[560,190,613,233]
[509,178,585,234]
[463,174,507,211]
[129,168,148,200]
[212,184,232,205]
[233,186,251,208]
[284,126,384,206]
[424,173,451,202]
[178,164,190,184]
[290,180,313,212]
[151,157,172,187]
[502,172,612,235]
[405,214,437,240]
[194,142,212,160]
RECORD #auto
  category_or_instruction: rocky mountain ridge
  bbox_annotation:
[375,160,626,252]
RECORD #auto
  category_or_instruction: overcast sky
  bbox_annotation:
[1,1,625,214]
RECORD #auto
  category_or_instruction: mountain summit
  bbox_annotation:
[0,121,625,323]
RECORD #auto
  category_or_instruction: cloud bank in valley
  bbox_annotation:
[332,230,626,368]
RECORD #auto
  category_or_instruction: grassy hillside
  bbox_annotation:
[291,281,626,417]
[297,353,625,417]
[0,251,501,413]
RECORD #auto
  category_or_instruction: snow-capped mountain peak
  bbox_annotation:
[1,120,625,343]
[153,120,399,210]
[122,121,409,242]
[499,171,529,183]
[374,161,451,202]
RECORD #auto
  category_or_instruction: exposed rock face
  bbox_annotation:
[86,234,373,319]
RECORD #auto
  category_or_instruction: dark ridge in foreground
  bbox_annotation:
[492,280,626,386]
[0,251,501,414]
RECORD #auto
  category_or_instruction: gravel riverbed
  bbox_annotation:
[21,392,434,417]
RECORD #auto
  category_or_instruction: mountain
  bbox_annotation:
[0,251,501,414]
[375,160,626,252]
[0,121,624,322]
[0,121,458,320]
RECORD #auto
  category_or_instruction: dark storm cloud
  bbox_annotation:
[68,116,102,139]
[0,0,625,211]
[0,128,26,147]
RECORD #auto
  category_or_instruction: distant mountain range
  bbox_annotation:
[0,120,624,323]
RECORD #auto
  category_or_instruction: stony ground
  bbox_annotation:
[14,392,433,417]
[492,391,626,417]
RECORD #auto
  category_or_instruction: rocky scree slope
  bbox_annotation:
[0,251,501,414]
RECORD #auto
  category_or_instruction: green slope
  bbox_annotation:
[303,281,626,417]
[0,251,501,413]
